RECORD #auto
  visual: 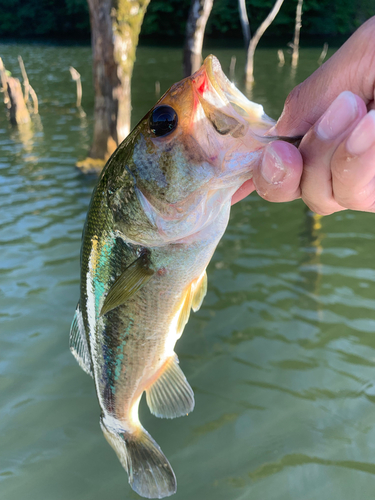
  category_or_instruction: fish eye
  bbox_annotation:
[149,106,178,137]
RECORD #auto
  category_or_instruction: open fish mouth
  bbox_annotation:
[202,55,303,146]
[203,54,274,131]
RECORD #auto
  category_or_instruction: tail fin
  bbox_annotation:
[100,417,177,499]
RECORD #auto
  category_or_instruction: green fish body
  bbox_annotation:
[70,55,279,498]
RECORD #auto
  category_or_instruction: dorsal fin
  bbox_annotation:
[100,253,154,316]
[69,303,93,377]
[145,355,194,419]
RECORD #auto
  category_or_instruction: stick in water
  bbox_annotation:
[69,66,83,107]
[18,56,30,103]
[318,43,328,65]
[277,49,285,67]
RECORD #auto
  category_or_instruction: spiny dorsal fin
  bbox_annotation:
[146,355,194,419]
[100,253,154,316]
[69,303,93,377]
[191,271,207,312]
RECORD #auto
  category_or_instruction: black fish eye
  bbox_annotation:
[149,105,178,137]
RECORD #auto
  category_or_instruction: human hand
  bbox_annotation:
[232,17,375,214]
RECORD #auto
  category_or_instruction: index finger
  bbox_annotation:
[275,17,375,137]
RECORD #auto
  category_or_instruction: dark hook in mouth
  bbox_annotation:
[254,134,304,148]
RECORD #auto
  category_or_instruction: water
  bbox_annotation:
[1,42,375,500]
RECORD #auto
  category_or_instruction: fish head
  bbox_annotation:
[112,55,277,245]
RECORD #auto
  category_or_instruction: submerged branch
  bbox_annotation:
[245,0,285,85]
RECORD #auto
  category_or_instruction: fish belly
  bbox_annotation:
[93,206,230,429]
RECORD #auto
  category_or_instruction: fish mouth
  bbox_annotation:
[202,55,275,132]
[201,55,302,146]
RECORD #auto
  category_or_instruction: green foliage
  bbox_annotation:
[0,0,373,40]
[142,0,191,37]
[0,0,89,38]
[205,0,374,38]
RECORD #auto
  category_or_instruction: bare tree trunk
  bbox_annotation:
[277,49,285,66]
[69,66,83,107]
[183,0,213,78]
[82,0,150,171]
[245,0,285,85]
[0,57,10,107]
[0,58,31,126]
[291,0,303,69]
[7,78,31,126]
[18,56,30,103]
[229,55,236,81]
[238,0,251,50]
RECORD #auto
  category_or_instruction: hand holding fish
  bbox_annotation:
[234,17,375,214]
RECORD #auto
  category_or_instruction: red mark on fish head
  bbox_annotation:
[197,75,208,95]
[158,267,167,276]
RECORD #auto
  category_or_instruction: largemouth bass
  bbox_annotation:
[70,55,298,498]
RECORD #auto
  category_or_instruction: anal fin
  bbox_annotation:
[69,303,93,377]
[146,355,194,419]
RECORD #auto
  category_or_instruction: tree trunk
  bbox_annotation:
[183,0,213,78]
[7,78,31,126]
[245,0,285,85]
[291,0,303,69]
[238,0,251,50]
[0,57,10,107]
[0,58,31,126]
[82,0,150,171]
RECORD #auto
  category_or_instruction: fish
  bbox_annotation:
[69,55,300,499]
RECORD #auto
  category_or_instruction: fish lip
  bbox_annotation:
[202,54,274,129]
[202,56,304,145]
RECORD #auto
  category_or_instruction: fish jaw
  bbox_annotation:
[203,54,275,132]
[187,55,276,186]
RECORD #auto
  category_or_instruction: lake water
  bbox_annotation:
[1,42,375,500]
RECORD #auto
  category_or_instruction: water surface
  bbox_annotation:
[1,43,375,500]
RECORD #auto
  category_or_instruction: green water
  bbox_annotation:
[1,43,375,500]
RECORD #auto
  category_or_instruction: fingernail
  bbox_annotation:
[317,91,358,140]
[346,110,375,156]
[261,143,287,184]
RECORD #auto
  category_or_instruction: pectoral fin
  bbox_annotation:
[146,355,194,419]
[100,253,154,316]
[69,303,93,377]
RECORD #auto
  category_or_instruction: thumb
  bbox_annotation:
[275,17,375,137]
